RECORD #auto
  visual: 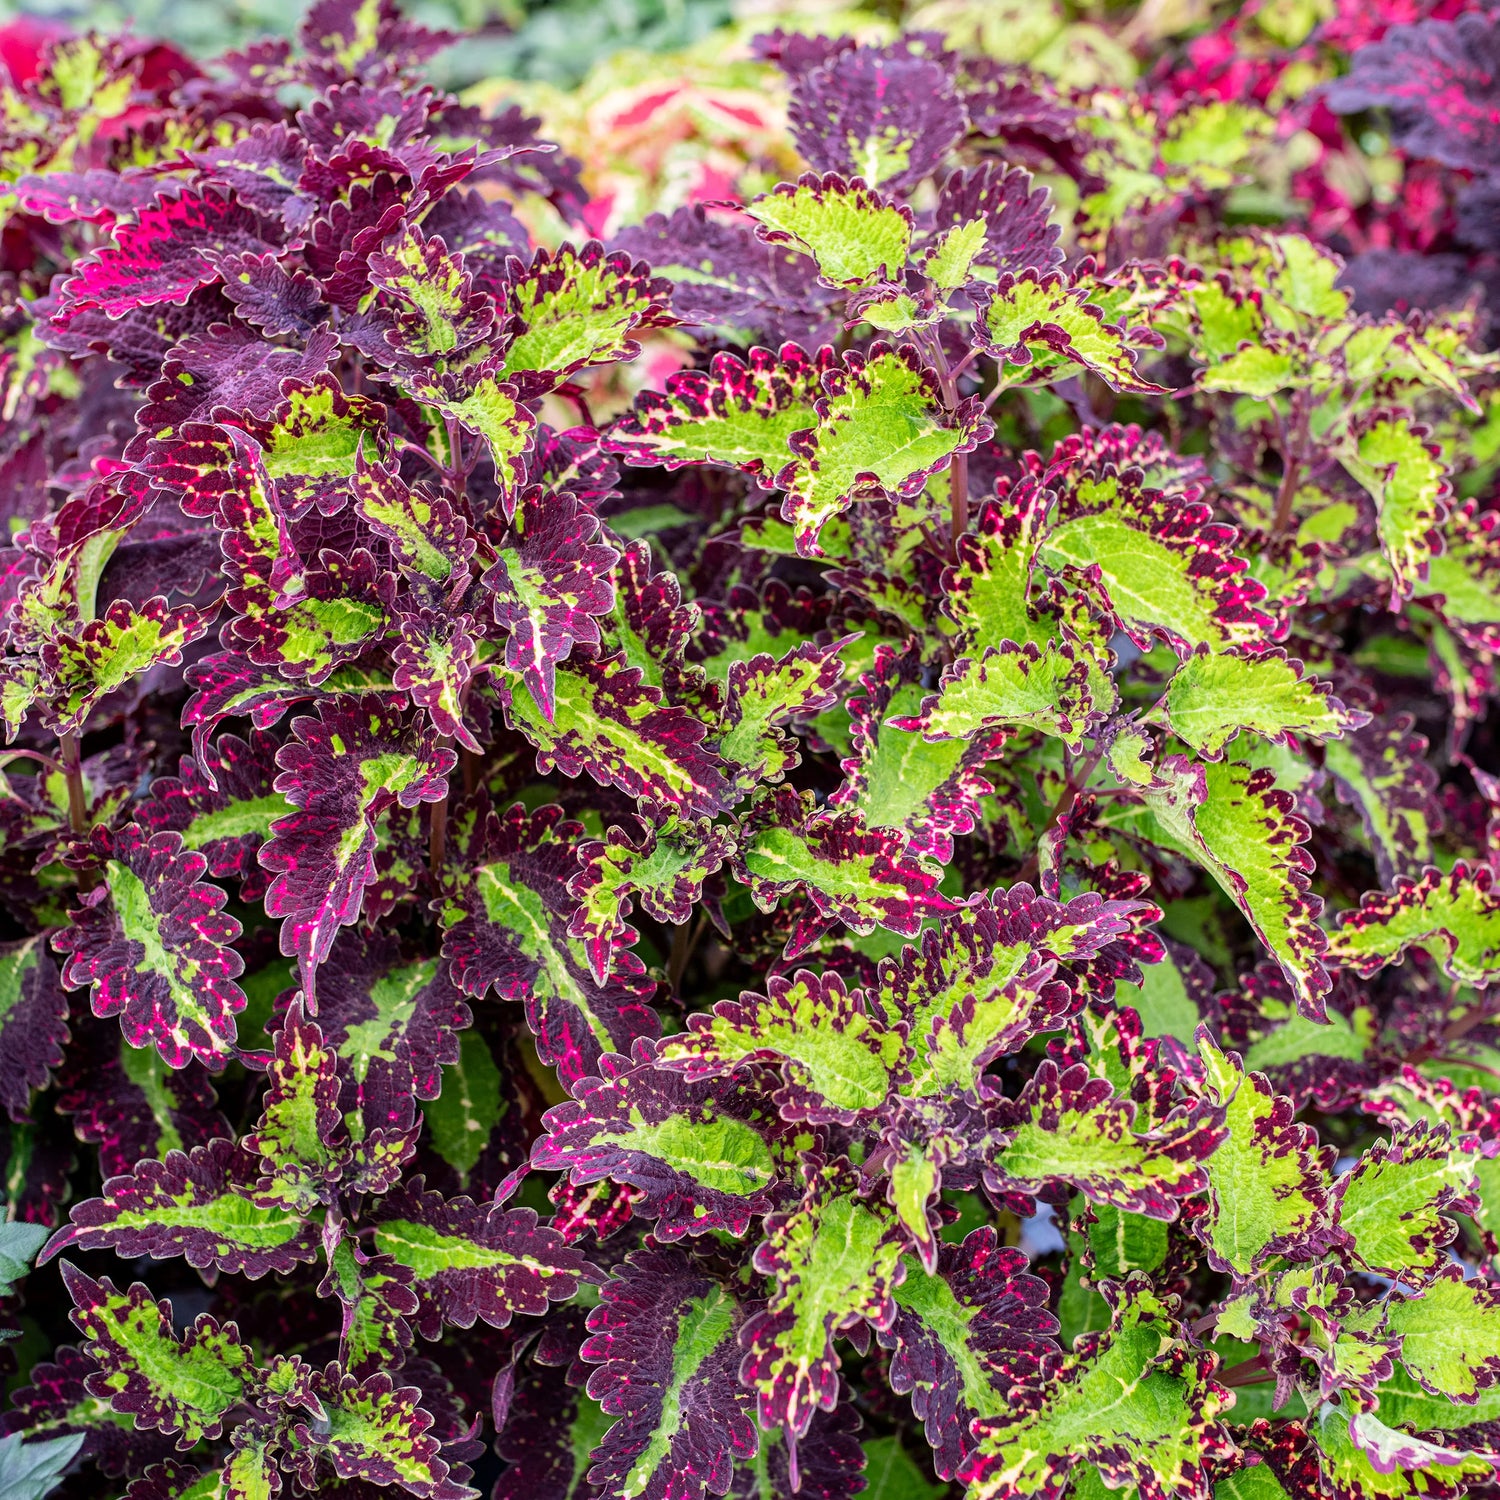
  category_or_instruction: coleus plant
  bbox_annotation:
[3,6,1500,1500]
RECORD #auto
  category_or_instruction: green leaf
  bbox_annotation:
[1163,648,1363,758]
[607,344,832,477]
[1310,1400,1490,1500]
[861,1437,944,1500]
[987,1061,1222,1219]
[1386,1265,1500,1401]
[1195,1035,1331,1274]
[1127,755,1330,1017]
[1327,862,1500,986]
[0,1220,47,1297]
[774,344,988,556]
[974,271,1165,394]
[1335,1123,1478,1278]
[0,1431,86,1500]
[61,1264,256,1445]
[966,1285,1230,1500]
[425,1028,503,1182]
[900,641,1116,753]
[746,173,913,287]
[1342,414,1450,601]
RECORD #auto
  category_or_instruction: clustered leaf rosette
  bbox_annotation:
[5,5,1500,1500]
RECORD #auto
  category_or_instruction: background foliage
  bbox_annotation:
[2,4,1500,1500]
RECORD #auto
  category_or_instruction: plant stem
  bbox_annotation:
[1017,746,1105,884]
[919,330,968,557]
[58,731,87,836]
[1271,452,1302,537]
[666,911,707,995]
[428,795,448,884]
[429,734,454,882]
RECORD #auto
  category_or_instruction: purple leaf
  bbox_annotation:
[53,825,247,1070]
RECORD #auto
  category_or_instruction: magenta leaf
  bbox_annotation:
[53,825,247,1070]
[372,1181,594,1339]
[43,1137,320,1277]
[579,1246,756,1500]
[484,483,619,721]
[879,1229,1060,1478]
[533,1054,785,1238]
[438,801,660,1085]
[260,697,454,996]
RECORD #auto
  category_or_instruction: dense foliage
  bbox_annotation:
[5,2,1500,1500]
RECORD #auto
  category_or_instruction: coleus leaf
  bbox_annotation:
[657,969,902,1122]
[533,1054,784,1239]
[1162,647,1367,759]
[60,1263,258,1446]
[878,1229,1060,1479]
[1324,715,1441,886]
[499,242,675,396]
[54,1014,230,1179]
[1309,1399,1491,1500]
[53,825,247,1070]
[896,641,1116,753]
[745,174,914,289]
[831,639,1002,863]
[312,931,472,1141]
[500,654,730,820]
[738,791,956,959]
[241,998,346,1211]
[875,884,1152,1099]
[567,809,736,985]
[719,638,852,788]
[318,1237,418,1380]
[53,191,272,323]
[1129,754,1330,1018]
[230,371,390,522]
[484,482,619,722]
[740,1158,906,1437]
[134,729,292,902]
[1194,1035,1333,1274]
[0,936,69,1122]
[1322,8,1500,171]
[393,606,481,750]
[931,163,1064,279]
[971,272,1166,395]
[579,1246,755,1500]
[287,1364,473,1500]
[1385,1264,1500,1402]
[367,224,500,366]
[260,696,454,995]
[439,801,660,1084]
[961,1281,1234,1500]
[985,1060,1224,1218]
[35,596,209,738]
[1333,1121,1478,1278]
[372,1181,593,1340]
[1421,498,1500,652]
[771,343,989,557]
[607,345,833,479]
[727,1405,865,1500]
[352,450,474,595]
[1341,413,1450,601]
[1036,460,1273,655]
[1326,862,1500,986]
[42,1137,319,1277]
[787,40,965,195]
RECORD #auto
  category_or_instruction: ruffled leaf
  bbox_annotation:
[580,1247,755,1500]
[534,1056,783,1239]
[54,825,246,1070]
